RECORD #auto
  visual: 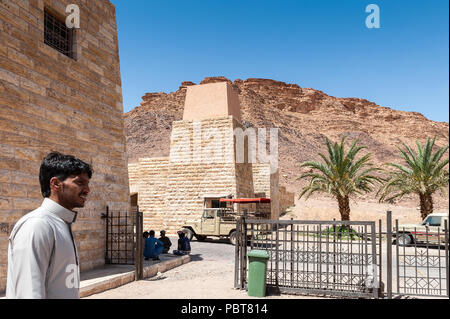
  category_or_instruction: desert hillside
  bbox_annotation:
[124,76,449,212]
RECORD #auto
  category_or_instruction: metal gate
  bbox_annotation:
[103,206,142,265]
[235,218,379,298]
[385,212,449,298]
[234,213,449,299]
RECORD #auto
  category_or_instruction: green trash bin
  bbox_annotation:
[247,249,270,297]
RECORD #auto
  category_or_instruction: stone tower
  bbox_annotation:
[129,81,264,233]
[164,82,254,231]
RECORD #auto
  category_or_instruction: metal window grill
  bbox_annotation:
[44,10,75,59]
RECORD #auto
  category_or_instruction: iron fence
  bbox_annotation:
[235,218,380,298]
[235,212,449,299]
[390,214,449,298]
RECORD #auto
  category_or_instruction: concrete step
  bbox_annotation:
[0,254,191,299]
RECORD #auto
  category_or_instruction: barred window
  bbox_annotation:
[44,9,76,59]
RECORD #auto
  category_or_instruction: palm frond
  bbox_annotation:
[378,138,449,209]
[298,137,382,206]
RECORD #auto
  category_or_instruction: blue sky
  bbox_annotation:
[110,0,449,123]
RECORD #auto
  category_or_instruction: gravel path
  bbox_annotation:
[85,237,321,299]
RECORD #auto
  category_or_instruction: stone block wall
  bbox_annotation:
[129,116,257,234]
[280,186,295,214]
[270,168,280,219]
[233,118,254,199]
[165,116,240,234]
[128,162,140,195]
[252,163,280,219]
[128,114,289,234]
[136,157,169,232]
[0,0,129,292]
[252,163,271,196]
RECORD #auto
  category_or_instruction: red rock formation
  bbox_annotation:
[124,77,449,208]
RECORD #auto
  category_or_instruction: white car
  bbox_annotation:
[394,212,449,246]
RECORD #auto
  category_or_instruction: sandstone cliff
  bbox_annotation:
[124,77,449,208]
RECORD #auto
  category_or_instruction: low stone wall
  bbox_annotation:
[280,186,295,214]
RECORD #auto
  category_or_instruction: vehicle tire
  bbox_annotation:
[397,233,412,246]
[182,228,194,241]
[196,235,207,241]
[229,231,237,246]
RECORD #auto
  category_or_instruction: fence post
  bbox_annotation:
[371,222,379,299]
[135,207,143,281]
[105,206,109,264]
[275,220,280,288]
[445,219,449,298]
[234,217,241,289]
[332,218,336,289]
[240,216,247,289]
[290,219,294,288]
[386,211,392,299]
[378,219,383,295]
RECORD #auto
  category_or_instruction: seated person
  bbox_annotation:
[158,230,172,254]
[173,231,191,255]
[144,230,164,261]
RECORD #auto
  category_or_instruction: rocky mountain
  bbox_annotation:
[124,76,449,208]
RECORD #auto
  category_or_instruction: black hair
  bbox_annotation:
[143,231,149,238]
[149,230,155,237]
[39,152,93,198]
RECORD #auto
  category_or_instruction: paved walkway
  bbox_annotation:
[0,253,190,299]
[80,253,190,298]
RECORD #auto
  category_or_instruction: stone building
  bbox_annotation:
[129,82,294,233]
[0,0,129,293]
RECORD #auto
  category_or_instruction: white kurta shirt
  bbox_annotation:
[6,198,80,299]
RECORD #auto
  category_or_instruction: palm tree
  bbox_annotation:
[377,138,449,220]
[298,137,383,221]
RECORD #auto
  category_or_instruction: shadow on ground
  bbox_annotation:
[194,238,232,246]
[144,275,168,282]
[187,254,203,262]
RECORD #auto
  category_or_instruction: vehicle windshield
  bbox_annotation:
[203,210,216,219]
[422,216,442,226]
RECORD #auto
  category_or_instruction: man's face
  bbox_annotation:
[58,173,91,210]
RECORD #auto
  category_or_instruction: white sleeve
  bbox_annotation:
[8,218,55,299]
